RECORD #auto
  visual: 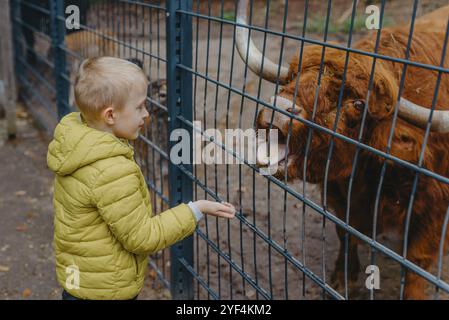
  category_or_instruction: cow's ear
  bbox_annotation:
[367,118,433,168]
[391,120,436,167]
[367,63,398,120]
[391,127,420,163]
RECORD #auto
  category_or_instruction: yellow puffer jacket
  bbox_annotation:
[47,112,197,300]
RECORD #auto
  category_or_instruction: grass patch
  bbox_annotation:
[222,11,236,22]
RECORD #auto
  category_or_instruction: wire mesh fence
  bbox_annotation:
[10,0,449,300]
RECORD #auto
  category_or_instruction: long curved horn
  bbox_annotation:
[398,98,449,133]
[236,0,290,84]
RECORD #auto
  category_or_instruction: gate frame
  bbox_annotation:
[50,0,70,119]
[0,0,17,139]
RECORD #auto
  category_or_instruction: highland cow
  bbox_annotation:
[236,1,449,299]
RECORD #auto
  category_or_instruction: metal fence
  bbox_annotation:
[10,0,449,300]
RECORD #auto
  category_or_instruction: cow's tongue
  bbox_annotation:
[257,142,287,166]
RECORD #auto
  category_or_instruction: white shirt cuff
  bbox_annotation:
[187,201,204,222]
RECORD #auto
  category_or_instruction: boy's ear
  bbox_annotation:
[103,107,115,125]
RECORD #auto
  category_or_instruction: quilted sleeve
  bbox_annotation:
[91,161,197,255]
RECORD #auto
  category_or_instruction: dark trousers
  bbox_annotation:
[62,289,138,300]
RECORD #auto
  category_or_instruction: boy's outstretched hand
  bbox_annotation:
[193,200,236,219]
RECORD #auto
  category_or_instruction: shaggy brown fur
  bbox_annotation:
[257,6,449,299]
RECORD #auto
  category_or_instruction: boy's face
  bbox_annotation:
[112,82,149,140]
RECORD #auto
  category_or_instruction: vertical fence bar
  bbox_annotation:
[11,0,24,91]
[167,0,194,300]
[50,0,69,120]
[0,0,17,139]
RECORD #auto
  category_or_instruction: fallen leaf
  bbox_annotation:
[20,132,38,139]
[148,269,157,280]
[16,224,28,232]
[245,289,256,299]
[0,265,10,272]
[26,212,37,220]
[313,216,322,224]
[24,150,39,161]
[162,290,172,299]
[22,288,32,298]
[15,190,26,197]
[16,110,28,119]
[238,187,247,194]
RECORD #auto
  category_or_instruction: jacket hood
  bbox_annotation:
[47,112,134,176]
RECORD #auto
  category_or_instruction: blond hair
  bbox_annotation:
[74,56,147,121]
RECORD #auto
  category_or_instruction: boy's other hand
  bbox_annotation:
[194,200,236,219]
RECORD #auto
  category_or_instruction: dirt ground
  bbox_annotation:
[6,0,449,300]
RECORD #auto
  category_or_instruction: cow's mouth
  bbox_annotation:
[256,126,295,172]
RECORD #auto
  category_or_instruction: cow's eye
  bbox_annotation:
[353,99,365,111]
[290,72,296,81]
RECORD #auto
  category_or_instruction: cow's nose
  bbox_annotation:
[256,109,271,129]
[287,107,300,115]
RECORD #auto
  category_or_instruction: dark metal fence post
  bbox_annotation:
[50,0,70,119]
[166,0,194,300]
[2,0,17,139]
[11,0,24,83]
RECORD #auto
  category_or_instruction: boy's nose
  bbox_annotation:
[143,108,149,118]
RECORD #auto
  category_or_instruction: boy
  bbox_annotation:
[47,57,235,300]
